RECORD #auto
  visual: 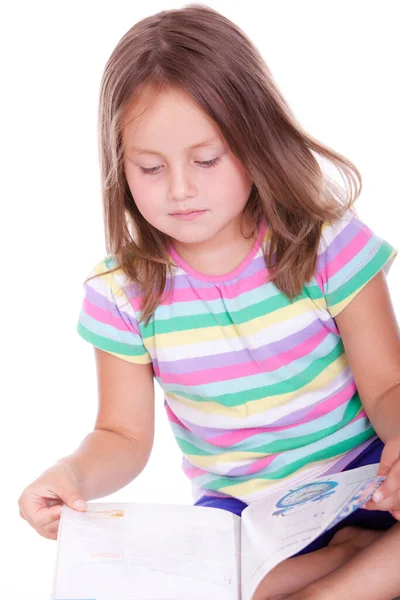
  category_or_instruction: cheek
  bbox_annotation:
[124,170,161,216]
[131,189,162,221]
[212,163,252,208]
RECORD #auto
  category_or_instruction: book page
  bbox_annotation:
[240,464,384,600]
[53,501,241,600]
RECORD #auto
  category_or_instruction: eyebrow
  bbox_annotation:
[127,137,222,156]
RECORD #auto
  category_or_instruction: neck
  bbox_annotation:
[170,216,260,277]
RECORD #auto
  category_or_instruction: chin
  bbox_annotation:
[170,228,211,244]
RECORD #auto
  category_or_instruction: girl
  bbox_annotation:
[18,5,400,599]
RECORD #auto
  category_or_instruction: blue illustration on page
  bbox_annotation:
[326,476,386,532]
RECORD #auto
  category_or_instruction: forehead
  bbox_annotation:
[121,87,223,150]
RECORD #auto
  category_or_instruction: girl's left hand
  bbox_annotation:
[363,435,400,520]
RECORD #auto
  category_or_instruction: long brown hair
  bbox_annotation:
[87,3,361,326]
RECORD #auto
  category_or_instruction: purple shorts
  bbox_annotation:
[194,437,397,556]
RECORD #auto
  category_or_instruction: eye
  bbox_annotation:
[198,157,221,169]
[139,156,221,176]
[140,165,161,175]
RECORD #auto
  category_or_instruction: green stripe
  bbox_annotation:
[202,427,376,491]
[326,242,394,307]
[177,393,361,456]
[140,284,324,338]
[77,322,148,357]
[247,393,361,453]
[166,339,345,406]
[177,439,212,456]
[141,290,293,337]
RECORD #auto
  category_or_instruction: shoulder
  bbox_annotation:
[318,207,363,254]
[315,207,397,317]
[82,255,135,308]
[316,206,395,273]
[77,255,151,361]
[84,254,132,286]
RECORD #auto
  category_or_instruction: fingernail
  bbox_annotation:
[373,490,383,503]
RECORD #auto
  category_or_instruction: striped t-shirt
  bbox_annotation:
[77,209,397,504]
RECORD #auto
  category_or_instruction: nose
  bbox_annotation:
[168,164,197,203]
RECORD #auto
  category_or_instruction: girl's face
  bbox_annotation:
[122,87,253,249]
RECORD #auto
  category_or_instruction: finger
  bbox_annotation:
[19,507,27,521]
[47,521,60,541]
[362,497,392,511]
[369,490,400,512]
[363,499,377,511]
[46,498,61,508]
[34,504,63,529]
[372,460,400,504]
[38,519,60,541]
[377,438,400,477]
[391,510,400,521]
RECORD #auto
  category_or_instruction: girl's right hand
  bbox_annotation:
[18,461,87,540]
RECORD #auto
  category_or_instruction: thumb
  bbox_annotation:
[55,462,87,511]
[59,486,87,511]
[377,438,400,477]
[71,498,87,511]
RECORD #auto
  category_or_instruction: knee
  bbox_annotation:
[328,525,360,547]
[251,586,285,600]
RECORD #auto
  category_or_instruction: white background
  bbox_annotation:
[2,1,399,598]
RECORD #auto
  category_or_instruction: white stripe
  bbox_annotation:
[162,367,353,428]
[154,307,331,361]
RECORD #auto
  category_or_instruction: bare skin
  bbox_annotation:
[251,525,386,600]
[282,522,400,600]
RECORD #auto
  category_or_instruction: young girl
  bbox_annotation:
[18,5,400,599]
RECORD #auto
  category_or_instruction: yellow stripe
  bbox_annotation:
[145,296,319,349]
[218,462,316,496]
[93,260,132,302]
[329,288,360,318]
[312,296,327,311]
[166,352,349,417]
[186,450,269,467]
[186,404,364,470]
[106,350,152,364]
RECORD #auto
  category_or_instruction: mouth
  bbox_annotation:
[170,209,205,215]
[170,209,207,220]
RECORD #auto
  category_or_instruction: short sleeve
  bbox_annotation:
[76,256,152,364]
[315,209,398,318]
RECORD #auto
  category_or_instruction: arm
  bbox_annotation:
[57,347,155,501]
[334,270,400,442]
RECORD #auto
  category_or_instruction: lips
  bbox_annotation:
[170,210,207,221]
[171,210,203,215]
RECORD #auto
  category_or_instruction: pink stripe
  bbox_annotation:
[183,465,208,478]
[128,266,270,310]
[349,410,367,425]
[164,402,191,431]
[246,452,277,474]
[169,220,267,282]
[181,413,368,479]
[328,227,371,279]
[161,269,270,305]
[316,227,371,289]
[314,270,325,294]
[300,381,356,421]
[83,297,129,331]
[154,328,329,385]
[244,410,367,476]
[204,411,366,479]
[206,382,357,447]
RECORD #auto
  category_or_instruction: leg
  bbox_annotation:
[294,521,400,600]
[251,526,385,600]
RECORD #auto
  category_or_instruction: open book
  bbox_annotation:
[52,463,384,600]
